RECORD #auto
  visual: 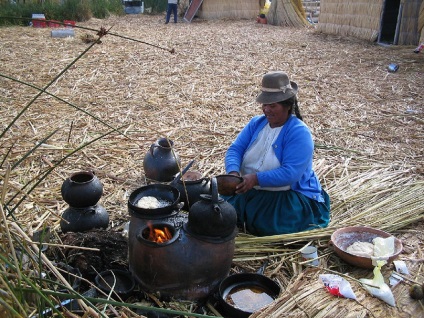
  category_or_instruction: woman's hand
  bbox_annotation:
[235,173,258,194]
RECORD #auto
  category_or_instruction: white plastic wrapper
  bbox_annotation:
[389,272,403,287]
[393,260,409,275]
[360,262,396,307]
[319,274,357,300]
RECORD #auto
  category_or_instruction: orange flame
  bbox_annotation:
[147,223,173,243]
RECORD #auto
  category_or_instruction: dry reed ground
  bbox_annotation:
[1,14,423,317]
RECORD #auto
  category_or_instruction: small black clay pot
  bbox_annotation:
[61,171,103,208]
[60,205,109,233]
[56,263,82,293]
[95,269,135,300]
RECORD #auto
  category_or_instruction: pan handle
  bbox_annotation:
[171,160,195,186]
[256,259,269,275]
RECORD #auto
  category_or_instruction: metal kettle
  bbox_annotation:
[185,177,237,240]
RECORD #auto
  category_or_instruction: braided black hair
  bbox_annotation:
[278,96,303,121]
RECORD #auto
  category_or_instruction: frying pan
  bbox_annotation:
[218,262,281,318]
[128,183,181,217]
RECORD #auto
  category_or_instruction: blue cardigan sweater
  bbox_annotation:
[225,114,324,202]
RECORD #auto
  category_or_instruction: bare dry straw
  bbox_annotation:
[1,13,423,317]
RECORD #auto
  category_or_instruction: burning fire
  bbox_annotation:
[146,223,173,244]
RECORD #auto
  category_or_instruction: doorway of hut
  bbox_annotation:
[378,0,401,45]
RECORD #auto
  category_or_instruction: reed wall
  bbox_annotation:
[398,0,422,45]
[318,0,422,45]
[318,0,383,42]
[198,0,260,20]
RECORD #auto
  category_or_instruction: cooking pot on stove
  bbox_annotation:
[171,160,211,211]
[128,183,181,218]
[185,177,237,240]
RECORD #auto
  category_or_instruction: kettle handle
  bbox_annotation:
[149,143,158,157]
[210,177,221,212]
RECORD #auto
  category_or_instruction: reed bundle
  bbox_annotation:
[267,0,309,27]
[234,164,423,260]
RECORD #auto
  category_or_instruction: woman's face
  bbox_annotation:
[261,103,290,128]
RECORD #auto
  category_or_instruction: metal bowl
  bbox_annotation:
[330,226,403,269]
[215,174,243,196]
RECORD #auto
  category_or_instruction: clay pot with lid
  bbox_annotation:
[185,177,237,240]
[142,137,181,182]
[174,172,210,211]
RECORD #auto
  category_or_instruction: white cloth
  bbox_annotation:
[168,0,178,4]
[241,124,290,191]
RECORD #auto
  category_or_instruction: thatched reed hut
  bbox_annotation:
[317,0,423,46]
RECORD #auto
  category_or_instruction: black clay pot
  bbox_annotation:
[186,177,237,239]
[60,205,109,233]
[174,175,211,211]
[170,162,211,211]
[95,269,135,300]
[142,138,181,182]
[61,171,103,208]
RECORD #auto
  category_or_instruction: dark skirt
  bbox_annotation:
[224,189,331,236]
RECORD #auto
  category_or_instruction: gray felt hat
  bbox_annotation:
[256,71,298,104]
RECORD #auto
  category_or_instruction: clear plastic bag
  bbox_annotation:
[371,236,395,266]
[319,274,357,300]
[359,261,396,306]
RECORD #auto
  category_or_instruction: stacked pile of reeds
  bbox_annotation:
[198,0,259,20]
[267,0,309,28]
[234,162,424,260]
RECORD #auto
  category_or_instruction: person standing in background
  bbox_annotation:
[165,0,178,24]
